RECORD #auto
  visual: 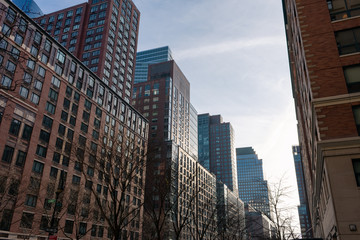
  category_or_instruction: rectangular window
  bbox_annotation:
[45,101,56,114]
[15,150,27,167]
[344,64,360,93]
[20,212,34,229]
[32,160,44,173]
[335,27,360,55]
[353,105,360,135]
[39,130,50,143]
[36,145,47,158]
[48,88,58,101]
[9,119,21,136]
[328,0,360,21]
[19,86,29,98]
[2,145,14,163]
[42,115,53,128]
[65,220,74,234]
[25,194,37,207]
[22,124,33,141]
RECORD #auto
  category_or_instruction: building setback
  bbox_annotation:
[283,0,360,239]
[236,147,270,217]
[0,0,148,239]
[198,114,238,192]
[35,0,140,103]
[292,145,313,238]
[134,46,173,84]
[133,58,217,239]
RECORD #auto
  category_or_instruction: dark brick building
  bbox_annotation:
[0,0,148,239]
[283,0,360,239]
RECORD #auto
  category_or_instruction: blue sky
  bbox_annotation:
[36,0,300,232]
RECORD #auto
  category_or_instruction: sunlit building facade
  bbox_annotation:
[35,0,140,103]
[0,1,148,239]
[283,0,360,239]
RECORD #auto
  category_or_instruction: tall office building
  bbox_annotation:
[283,0,360,239]
[12,0,43,18]
[0,0,148,239]
[134,46,173,83]
[35,0,140,103]
[133,58,217,239]
[198,114,238,192]
[292,146,313,238]
[236,147,270,217]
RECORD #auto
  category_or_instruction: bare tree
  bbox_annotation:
[72,130,147,240]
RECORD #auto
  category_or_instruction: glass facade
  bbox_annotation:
[12,0,43,18]
[236,147,270,217]
[134,46,173,83]
[292,146,313,238]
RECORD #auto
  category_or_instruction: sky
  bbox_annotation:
[36,0,301,233]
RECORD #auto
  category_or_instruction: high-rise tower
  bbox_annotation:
[292,146,313,238]
[236,147,270,217]
[283,0,360,238]
[35,0,140,103]
[198,114,238,192]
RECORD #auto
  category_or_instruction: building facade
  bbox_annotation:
[292,145,313,238]
[198,113,238,192]
[216,181,246,240]
[35,0,140,103]
[133,58,217,239]
[236,147,270,217]
[134,46,173,84]
[245,204,275,240]
[0,1,148,239]
[283,0,360,239]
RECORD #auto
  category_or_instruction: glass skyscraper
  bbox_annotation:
[292,146,313,238]
[198,114,238,192]
[134,46,173,83]
[12,0,43,18]
[236,147,270,217]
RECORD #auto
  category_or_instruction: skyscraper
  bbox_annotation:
[236,147,270,217]
[198,114,238,192]
[35,0,140,103]
[283,0,360,238]
[134,46,173,83]
[292,146,313,238]
[0,0,148,239]
[12,0,43,18]
[133,58,217,239]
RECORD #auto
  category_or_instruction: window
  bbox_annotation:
[10,47,20,60]
[50,167,58,178]
[72,175,81,185]
[2,146,14,163]
[51,76,61,88]
[53,152,61,163]
[1,75,12,88]
[23,72,32,84]
[328,0,360,21]
[352,159,360,186]
[20,212,34,229]
[36,145,47,158]
[79,222,87,236]
[344,64,360,93]
[34,31,42,45]
[56,138,64,149]
[0,209,13,231]
[32,160,44,173]
[25,195,37,207]
[9,119,21,136]
[49,88,58,101]
[14,33,24,45]
[37,66,46,77]
[6,61,16,73]
[81,123,88,133]
[15,150,27,167]
[65,220,74,234]
[354,105,360,135]
[19,86,29,98]
[30,45,38,57]
[46,101,56,114]
[56,50,66,64]
[42,115,53,128]
[22,124,33,141]
[30,93,39,105]
[2,23,10,36]
[335,28,360,55]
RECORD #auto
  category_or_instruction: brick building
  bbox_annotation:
[283,0,360,239]
[0,0,148,239]
[35,0,140,104]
